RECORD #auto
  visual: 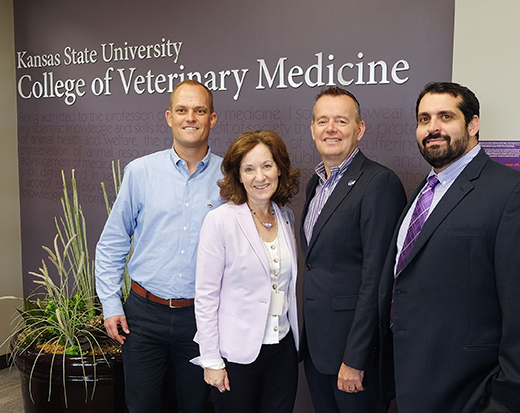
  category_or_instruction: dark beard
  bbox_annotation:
[419,132,469,169]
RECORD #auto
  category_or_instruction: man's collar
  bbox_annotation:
[170,145,212,169]
[428,144,481,183]
[316,148,359,182]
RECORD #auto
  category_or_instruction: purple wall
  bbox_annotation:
[14,1,455,410]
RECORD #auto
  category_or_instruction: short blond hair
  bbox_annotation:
[169,80,214,113]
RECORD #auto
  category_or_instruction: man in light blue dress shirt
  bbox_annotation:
[96,80,223,413]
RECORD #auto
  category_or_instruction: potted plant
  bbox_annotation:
[1,170,125,412]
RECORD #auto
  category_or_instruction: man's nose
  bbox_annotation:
[428,117,441,134]
[326,119,336,132]
[186,110,196,121]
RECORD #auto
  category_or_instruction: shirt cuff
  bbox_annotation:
[100,297,125,320]
[200,359,226,370]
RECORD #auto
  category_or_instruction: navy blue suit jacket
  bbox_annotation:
[379,150,520,413]
[300,151,406,377]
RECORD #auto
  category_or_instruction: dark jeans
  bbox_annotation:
[210,331,298,413]
[123,289,209,413]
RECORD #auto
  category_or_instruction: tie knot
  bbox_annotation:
[427,176,439,189]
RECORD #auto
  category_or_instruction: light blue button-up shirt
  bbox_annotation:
[95,147,223,319]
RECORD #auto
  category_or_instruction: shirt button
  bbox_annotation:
[274,326,278,332]
[181,250,185,254]
[274,271,279,277]
[272,284,277,290]
[179,273,182,277]
[270,244,276,250]
[273,258,279,263]
[183,226,187,231]
[185,203,189,207]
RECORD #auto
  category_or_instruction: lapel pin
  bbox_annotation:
[348,180,356,186]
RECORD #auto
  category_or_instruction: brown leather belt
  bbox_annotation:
[131,281,194,308]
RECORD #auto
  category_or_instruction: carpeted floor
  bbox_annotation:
[0,367,23,412]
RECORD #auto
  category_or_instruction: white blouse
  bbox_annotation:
[260,223,292,344]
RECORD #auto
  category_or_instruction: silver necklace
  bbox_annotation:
[248,204,275,229]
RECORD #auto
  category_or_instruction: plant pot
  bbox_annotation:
[13,346,126,412]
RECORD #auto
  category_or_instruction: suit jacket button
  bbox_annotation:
[306,264,312,271]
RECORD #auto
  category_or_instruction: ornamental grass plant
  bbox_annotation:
[1,170,121,406]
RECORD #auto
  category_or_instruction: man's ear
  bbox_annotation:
[209,112,217,128]
[468,115,479,138]
[165,110,173,127]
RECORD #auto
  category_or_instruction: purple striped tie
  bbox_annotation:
[395,176,439,277]
[391,176,439,329]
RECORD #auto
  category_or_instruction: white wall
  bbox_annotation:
[453,0,520,141]
[0,0,23,356]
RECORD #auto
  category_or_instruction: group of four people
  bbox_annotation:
[95,79,520,413]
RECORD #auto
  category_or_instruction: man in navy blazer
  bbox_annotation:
[379,82,520,413]
[300,86,406,413]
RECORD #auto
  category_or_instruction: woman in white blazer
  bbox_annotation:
[191,130,300,413]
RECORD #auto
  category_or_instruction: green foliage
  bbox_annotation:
[1,170,119,406]
[56,170,97,312]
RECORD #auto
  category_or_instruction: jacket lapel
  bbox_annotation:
[305,152,366,257]
[400,149,489,273]
[235,203,269,274]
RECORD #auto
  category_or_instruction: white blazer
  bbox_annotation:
[192,202,299,365]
